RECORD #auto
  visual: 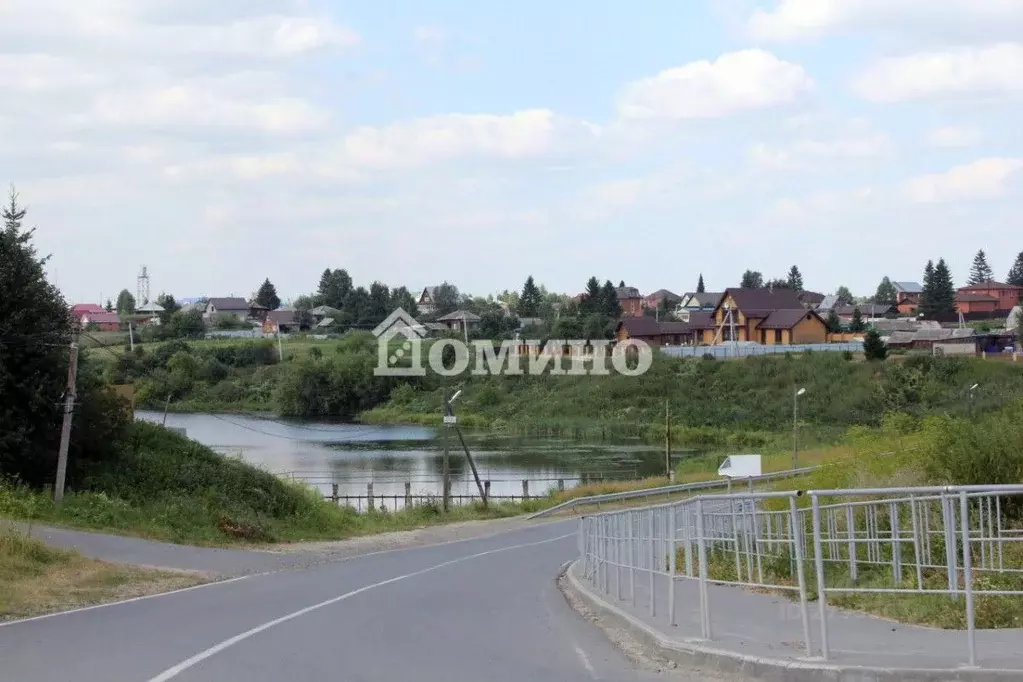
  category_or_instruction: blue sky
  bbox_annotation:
[2,0,1022,304]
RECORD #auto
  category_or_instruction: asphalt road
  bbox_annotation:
[0,520,730,682]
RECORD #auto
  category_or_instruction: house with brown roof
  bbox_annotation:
[644,289,681,311]
[617,286,643,317]
[204,297,250,323]
[710,288,828,345]
[614,311,715,347]
[956,281,1022,314]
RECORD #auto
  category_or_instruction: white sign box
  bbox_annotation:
[718,454,762,479]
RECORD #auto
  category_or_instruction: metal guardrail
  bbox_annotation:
[579,484,1023,669]
[529,466,820,519]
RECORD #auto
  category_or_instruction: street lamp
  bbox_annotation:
[969,383,979,417]
[440,388,462,512]
[793,387,806,470]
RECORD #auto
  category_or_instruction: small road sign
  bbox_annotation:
[443,415,457,425]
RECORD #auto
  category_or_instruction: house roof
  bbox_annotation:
[617,311,714,338]
[73,303,105,314]
[309,305,342,316]
[955,292,999,302]
[436,310,481,322]
[716,287,805,317]
[645,289,680,301]
[266,309,296,325]
[674,310,715,328]
[757,309,822,330]
[958,281,1023,292]
[894,281,923,294]
[890,327,976,344]
[83,312,120,324]
[136,302,164,313]
[247,301,269,310]
[834,304,893,317]
[871,318,931,333]
[315,317,336,328]
[616,286,641,300]
[208,297,249,311]
[798,291,826,306]
[816,294,839,311]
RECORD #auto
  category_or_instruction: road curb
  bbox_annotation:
[561,560,1021,682]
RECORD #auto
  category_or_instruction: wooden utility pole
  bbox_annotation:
[452,421,487,508]
[54,327,80,502]
[665,399,672,481]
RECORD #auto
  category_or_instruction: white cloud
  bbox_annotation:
[751,131,893,170]
[616,49,813,120]
[853,43,1023,102]
[748,0,1023,42]
[76,83,329,134]
[925,125,983,148]
[767,186,880,222]
[339,110,602,170]
[903,158,1023,203]
[413,26,447,46]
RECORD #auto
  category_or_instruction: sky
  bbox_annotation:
[3,0,1023,305]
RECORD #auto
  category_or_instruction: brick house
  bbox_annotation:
[644,289,681,311]
[81,311,121,331]
[956,281,1022,314]
[617,286,643,317]
[894,281,923,315]
[710,288,828,345]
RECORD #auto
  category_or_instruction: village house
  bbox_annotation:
[617,286,643,317]
[263,308,312,335]
[247,301,270,322]
[677,292,723,312]
[894,281,923,315]
[955,281,1023,315]
[436,310,481,334]
[614,311,715,347]
[204,297,250,323]
[644,289,681,311]
[417,286,442,316]
[81,311,120,331]
[833,303,894,323]
[711,288,828,345]
[72,303,105,318]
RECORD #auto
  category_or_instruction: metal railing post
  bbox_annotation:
[845,503,857,583]
[790,496,812,659]
[649,508,656,618]
[669,504,677,627]
[960,491,977,667]
[629,510,637,606]
[696,498,711,639]
[811,494,830,661]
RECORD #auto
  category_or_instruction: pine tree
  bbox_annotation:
[849,307,866,332]
[1007,252,1023,287]
[104,299,113,312]
[874,277,897,306]
[863,329,888,361]
[255,278,281,310]
[930,258,956,315]
[786,265,804,291]
[920,260,935,316]
[968,249,995,285]
[518,275,542,317]
[696,274,705,294]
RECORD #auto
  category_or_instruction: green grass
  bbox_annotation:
[0,529,204,619]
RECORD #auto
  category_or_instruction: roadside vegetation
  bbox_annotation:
[0,529,205,620]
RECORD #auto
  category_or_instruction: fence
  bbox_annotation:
[578,484,1023,668]
[661,341,863,359]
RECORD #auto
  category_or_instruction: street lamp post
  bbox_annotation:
[441,389,463,512]
[968,383,978,417]
[793,387,806,470]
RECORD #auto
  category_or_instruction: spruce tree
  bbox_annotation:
[863,329,888,361]
[255,278,281,310]
[580,276,602,315]
[696,274,705,294]
[786,265,804,291]
[518,275,542,317]
[601,280,622,318]
[825,310,842,333]
[1007,252,1023,287]
[849,307,866,332]
[920,260,935,316]
[931,258,956,315]
[968,249,994,285]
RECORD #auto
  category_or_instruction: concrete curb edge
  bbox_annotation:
[561,559,1020,682]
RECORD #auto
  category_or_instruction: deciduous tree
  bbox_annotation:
[740,270,763,289]
[835,286,854,305]
[874,277,897,305]
[116,289,136,315]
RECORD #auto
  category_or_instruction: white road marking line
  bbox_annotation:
[574,645,597,678]
[146,532,575,682]
[0,574,259,629]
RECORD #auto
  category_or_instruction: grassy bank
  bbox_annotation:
[0,530,205,620]
[100,334,1023,449]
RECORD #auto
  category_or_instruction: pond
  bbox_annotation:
[136,411,678,505]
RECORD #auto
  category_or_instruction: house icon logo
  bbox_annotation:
[373,308,427,376]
